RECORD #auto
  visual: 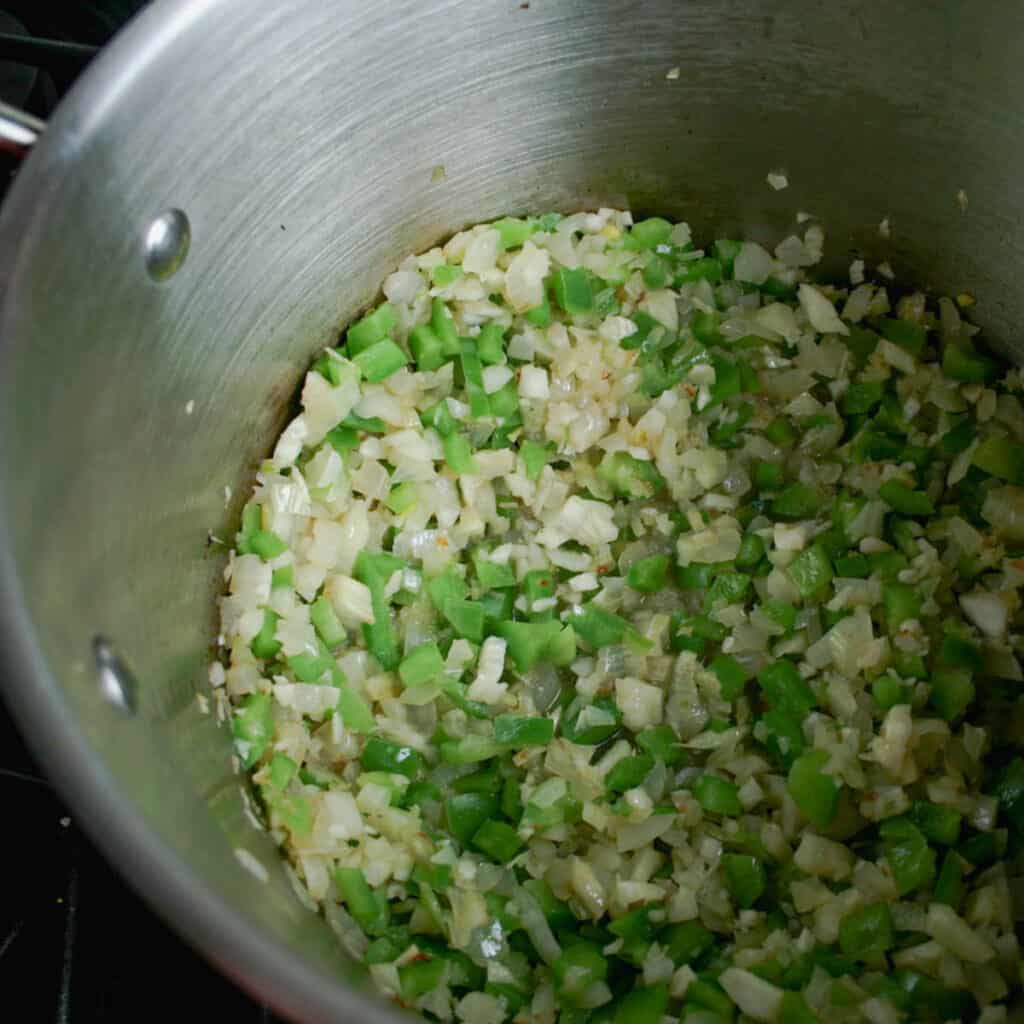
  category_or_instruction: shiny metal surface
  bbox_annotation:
[0,99,43,156]
[93,636,139,715]
[1,0,1023,1020]
[143,207,192,282]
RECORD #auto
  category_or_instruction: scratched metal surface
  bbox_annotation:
[2,0,1024,1019]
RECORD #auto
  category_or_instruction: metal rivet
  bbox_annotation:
[93,636,138,715]
[143,208,190,282]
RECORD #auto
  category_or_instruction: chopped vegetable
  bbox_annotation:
[221,208,1024,1021]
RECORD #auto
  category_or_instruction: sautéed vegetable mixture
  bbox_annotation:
[215,208,1024,1024]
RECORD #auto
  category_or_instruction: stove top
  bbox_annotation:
[0,712,282,1021]
[0,5,285,1019]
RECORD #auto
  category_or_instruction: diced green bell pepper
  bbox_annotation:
[398,642,445,688]
[353,338,408,382]
[636,725,685,767]
[786,543,833,598]
[757,660,816,717]
[722,853,766,909]
[347,303,397,353]
[361,736,421,779]
[232,692,273,768]
[787,750,842,829]
[627,554,671,593]
[551,267,594,315]
[446,792,501,844]
[472,819,524,863]
[838,903,893,959]
[310,596,346,648]
[879,479,935,516]
[880,818,936,895]
[493,714,555,747]
[879,317,926,356]
[693,774,742,816]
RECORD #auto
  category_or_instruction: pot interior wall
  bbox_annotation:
[2,0,1024,1019]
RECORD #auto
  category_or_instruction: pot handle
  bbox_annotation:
[0,100,44,159]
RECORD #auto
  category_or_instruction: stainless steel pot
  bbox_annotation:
[2,0,1023,1019]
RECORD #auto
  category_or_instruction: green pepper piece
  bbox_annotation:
[705,571,751,610]
[398,642,445,688]
[757,709,805,770]
[722,853,766,909]
[933,851,965,909]
[636,725,685,767]
[878,479,935,517]
[562,695,622,745]
[524,291,552,327]
[605,754,655,793]
[354,551,404,670]
[250,608,282,660]
[778,991,818,1024]
[909,801,962,846]
[787,750,842,829]
[567,602,630,649]
[943,342,999,383]
[335,866,388,934]
[676,257,723,286]
[626,554,671,593]
[353,338,408,383]
[520,439,554,480]
[764,417,798,447]
[472,819,524,863]
[838,903,893,959]
[409,324,445,372]
[398,957,447,1000]
[431,298,462,355]
[492,217,534,249]
[475,322,507,365]
[710,654,751,702]
[310,596,346,648]
[771,482,823,521]
[880,819,936,895]
[443,432,478,475]
[420,399,459,437]
[472,548,516,590]
[879,317,926,356]
[660,920,715,966]
[232,692,273,768]
[445,792,500,845]
[612,983,669,1024]
[347,303,397,353]
[551,266,595,315]
[761,600,797,632]
[248,529,287,561]
[693,774,742,816]
[841,380,886,415]
[929,667,974,722]
[994,757,1024,832]
[624,217,673,250]
[786,543,833,598]
[361,736,421,779]
[497,620,572,671]
[596,451,665,498]
[553,942,608,1006]
[972,435,1024,484]
[757,660,816,717]
[493,714,555,747]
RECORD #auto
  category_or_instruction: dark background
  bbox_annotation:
[1,3,282,1019]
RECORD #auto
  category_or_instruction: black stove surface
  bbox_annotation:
[0,712,281,1021]
[0,4,285,1019]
